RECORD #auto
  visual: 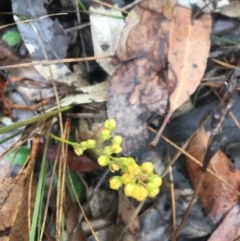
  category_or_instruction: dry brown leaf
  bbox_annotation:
[168,5,212,110]
[151,5,212,147]
[185,127,240,224]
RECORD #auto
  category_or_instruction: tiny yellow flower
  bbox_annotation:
[109,163,120,172]
[111,144,122,154]
[110,176,122,190]
[147,187,160,198]
[104,119,116,130]
[124,182,136,197]
[100,129,111,141]
[73,145,83,156]
[141,162,154,175]
[127,163,141,176]
[132,184,148,201]
[98,155,110,166]
[149,174,162,187]
[86,139,96,149]
[112,135,123,145]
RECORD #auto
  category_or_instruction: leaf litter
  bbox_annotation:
[107,1,212,154]
[1,0,240,241]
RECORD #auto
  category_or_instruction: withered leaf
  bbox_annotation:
[185,127,240,224]
[108,1,169,154]
[151,5,212,147]
[168,5,212,111]
[108,57,168,154]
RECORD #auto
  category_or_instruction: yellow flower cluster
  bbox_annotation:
[74,119,162,202]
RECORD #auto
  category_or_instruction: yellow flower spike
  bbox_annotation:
[104,119,116,130]
[109,176,122,190]
[98,155,110,166]
[141,162,154,175]
[124,182,136,197]
[132,184,148,201]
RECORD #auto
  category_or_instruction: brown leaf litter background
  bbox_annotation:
[107,1,212,154]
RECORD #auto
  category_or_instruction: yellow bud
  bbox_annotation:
[111,144,122,154]
[109,163,120,172]
[132,184,148,201]
[149,174,162,187]
[112,135,123,145]
[109,176,122,190]
[100,129,111,141]
[141,162,154,175]
[73,145,83,156]
[86,139,96,149]
[104,119,116,130]
[147,187,160,198]
[124,182,136,197]
[127,163,141,176]
[98,155,109,166]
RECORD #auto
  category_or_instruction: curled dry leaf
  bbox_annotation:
[185,127,240,224]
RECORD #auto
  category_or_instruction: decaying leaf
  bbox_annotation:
[108,0,170,154]
[185,127,240,224]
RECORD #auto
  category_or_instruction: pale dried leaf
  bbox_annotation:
[207,204,240,241]
[90,6,125,75]
[60,81,108,106]
[168,5,212,113]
